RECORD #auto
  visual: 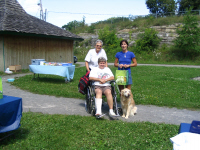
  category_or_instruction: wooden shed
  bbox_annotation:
[0,0,83,71]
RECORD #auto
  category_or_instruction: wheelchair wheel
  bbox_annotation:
[85,100,90,114]
[91,107,96,116]
[117,107,123,116]
[113,95,120,116]
[85,88,92,114]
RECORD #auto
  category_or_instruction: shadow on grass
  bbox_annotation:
[31,77,67,84]
[0,128,29,145]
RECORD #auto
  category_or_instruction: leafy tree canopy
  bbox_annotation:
[174,8,200,58]
[62,20,84,31]
[146,0,177,15]
[178,0,200,11]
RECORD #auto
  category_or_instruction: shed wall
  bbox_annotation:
[1,35,74,71]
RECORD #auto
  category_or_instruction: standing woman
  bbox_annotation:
[85,39,108,72]
[114,40,137,92]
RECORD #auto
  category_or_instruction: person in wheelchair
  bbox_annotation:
[89,57,117,117]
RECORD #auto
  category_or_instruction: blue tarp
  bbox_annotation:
[0,95,22,133]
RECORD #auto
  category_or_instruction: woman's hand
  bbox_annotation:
[119,64,130,68]
[124,64,130,68]
[99,79,107,84]
[118,64,124,68]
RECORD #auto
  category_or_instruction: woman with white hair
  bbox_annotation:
[85,39,108,72]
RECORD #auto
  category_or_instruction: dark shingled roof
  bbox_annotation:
[0,0,83,41]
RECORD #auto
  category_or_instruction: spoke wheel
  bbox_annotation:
[85,88,92,114]
[113,96,119,115]
[91,108,96,116]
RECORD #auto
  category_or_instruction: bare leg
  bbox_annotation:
[126,84,131,90]
[95,88,102,99]
[118,85,124,92]
[104,89,113,109]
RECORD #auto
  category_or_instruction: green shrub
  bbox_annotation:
[87,24,96,33]
[174,8,200,59]
[135,28,161,53]
[98,26,122,58]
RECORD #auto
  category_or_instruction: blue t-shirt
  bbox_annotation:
[115,51,135,73]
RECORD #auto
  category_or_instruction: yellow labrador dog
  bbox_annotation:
[120,88,137,119]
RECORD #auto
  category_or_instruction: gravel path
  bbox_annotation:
[1,63,200,125]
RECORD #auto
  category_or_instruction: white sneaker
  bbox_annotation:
[109,111,117,117]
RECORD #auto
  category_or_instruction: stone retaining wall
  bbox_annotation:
[78,24,181,46]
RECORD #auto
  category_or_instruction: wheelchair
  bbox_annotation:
[85,80,122,118]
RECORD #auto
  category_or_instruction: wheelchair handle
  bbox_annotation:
[109,80,116,84]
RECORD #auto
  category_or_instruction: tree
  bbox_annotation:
[62,20,84,31]
[178,0,200,12]
[146,0,177,15]
[174,8,200,58]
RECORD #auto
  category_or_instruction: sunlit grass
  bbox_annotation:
[132,66,200,110]
[0,112,178,149]
[2,65,199,149]
[11,66,200,110]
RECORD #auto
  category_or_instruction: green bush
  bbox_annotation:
[174,8,200,59]
[87,24,96,33]
[135,28,161,53]
[98,26,122,60]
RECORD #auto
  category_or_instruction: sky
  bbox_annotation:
[17,0,150,28]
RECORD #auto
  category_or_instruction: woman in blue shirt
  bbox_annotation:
[114,40,137,92]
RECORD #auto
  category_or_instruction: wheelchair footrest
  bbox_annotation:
[96,113,106,119]
[110,114,120,117]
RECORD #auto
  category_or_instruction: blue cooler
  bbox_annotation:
[62,63,72,66]
[31,59,45,65]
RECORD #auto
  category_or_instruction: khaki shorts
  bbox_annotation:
[95,85,111,94]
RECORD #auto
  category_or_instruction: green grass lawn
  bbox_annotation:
[11,65,200,110]
[0,112,178,149]
[1,65,199,149]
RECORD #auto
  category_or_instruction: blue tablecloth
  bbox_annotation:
[0,95,22,133]
[29,65,75,81]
